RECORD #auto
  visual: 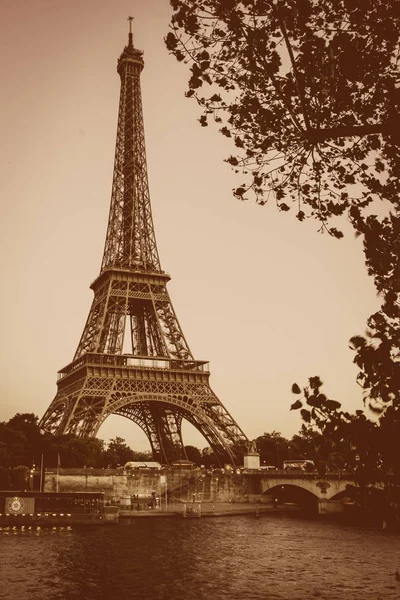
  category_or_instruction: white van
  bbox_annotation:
[283,460,315,471]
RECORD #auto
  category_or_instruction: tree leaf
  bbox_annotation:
[325,399,341,411]
[307,395,321,407]
[165,32,178,51]
[234,187,246,196]
[309,376,322,390]
[300,409,311,423]
[290,399,303,410]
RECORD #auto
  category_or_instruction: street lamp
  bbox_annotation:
[30,465,35,491]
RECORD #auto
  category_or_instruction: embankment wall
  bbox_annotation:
[43,468,266,503]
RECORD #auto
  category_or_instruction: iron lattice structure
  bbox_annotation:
[40,31,248,465]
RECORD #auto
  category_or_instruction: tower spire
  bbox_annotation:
[128,16,134,47]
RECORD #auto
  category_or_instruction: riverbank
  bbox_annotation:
[118,501,300,518]
[117,502,400,531]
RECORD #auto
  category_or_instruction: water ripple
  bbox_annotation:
[1,516,399,599]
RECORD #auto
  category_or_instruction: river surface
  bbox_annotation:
[1,514,400,599]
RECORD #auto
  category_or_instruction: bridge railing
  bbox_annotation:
[242,469,355,479]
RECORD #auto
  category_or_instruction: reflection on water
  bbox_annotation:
[1,515,400,600]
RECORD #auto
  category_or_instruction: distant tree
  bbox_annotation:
[290,423,354,473]
[0,467,11,490]
[201,446,217,468]
[128,450,154,462]
[103,437,135,468]
[49,435,105,468]
[229,439,249,465]
[7,413,41,440]
[0,413,44,467]
[289,425,319,461]
[12,465,30,490]
[184,445,202,465]
[0,424,27,467]
[0,466,30,491]
[0,412,159,471]
[167,0,400,412]
[255,431,290,468]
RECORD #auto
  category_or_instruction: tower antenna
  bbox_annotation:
[128,16,134,45]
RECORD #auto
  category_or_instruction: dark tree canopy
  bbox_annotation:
[184,444,202,465]
[166,0,400,410]
[0,414,135,471]
[103,436,135,468]
[291,378,400,524]
[291,376,400,483]
[167,0,399,221]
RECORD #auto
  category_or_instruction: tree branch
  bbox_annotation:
[279,19,312,132]
[307,119,400,143]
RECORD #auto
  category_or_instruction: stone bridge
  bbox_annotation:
[256,472,356,514]
[258,472,353,500]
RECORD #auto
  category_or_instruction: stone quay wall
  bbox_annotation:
[41,469,353,514]
[42,468,267,504]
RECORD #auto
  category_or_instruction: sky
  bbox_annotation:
[0,0,381,451]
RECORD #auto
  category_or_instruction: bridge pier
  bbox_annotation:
[318,498,345,515]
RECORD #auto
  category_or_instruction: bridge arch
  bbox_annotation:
[260,475,352,500]
[262,483,319,511]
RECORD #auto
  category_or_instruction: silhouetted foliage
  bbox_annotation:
[0,413,43,467]
[255,431,290,468]
[128,450,154,462]
[252,425,353,473]
[0,415,139,474]
[291,377,400,523]
[200,446,218,468]
[167,0,399,218]
[184,445,202,465]
[49,435,105,468]
[230,439,249,465]
[0,466,30,491]
[102,436,134,468]
[167,0,400,412]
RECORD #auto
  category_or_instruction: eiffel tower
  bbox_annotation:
[40,23,248,465]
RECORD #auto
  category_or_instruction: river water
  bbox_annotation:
[1,514,399,599]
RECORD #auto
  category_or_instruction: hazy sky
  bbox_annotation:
[0,0,381,450]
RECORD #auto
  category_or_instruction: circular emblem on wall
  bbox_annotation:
[7,497,25,514]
